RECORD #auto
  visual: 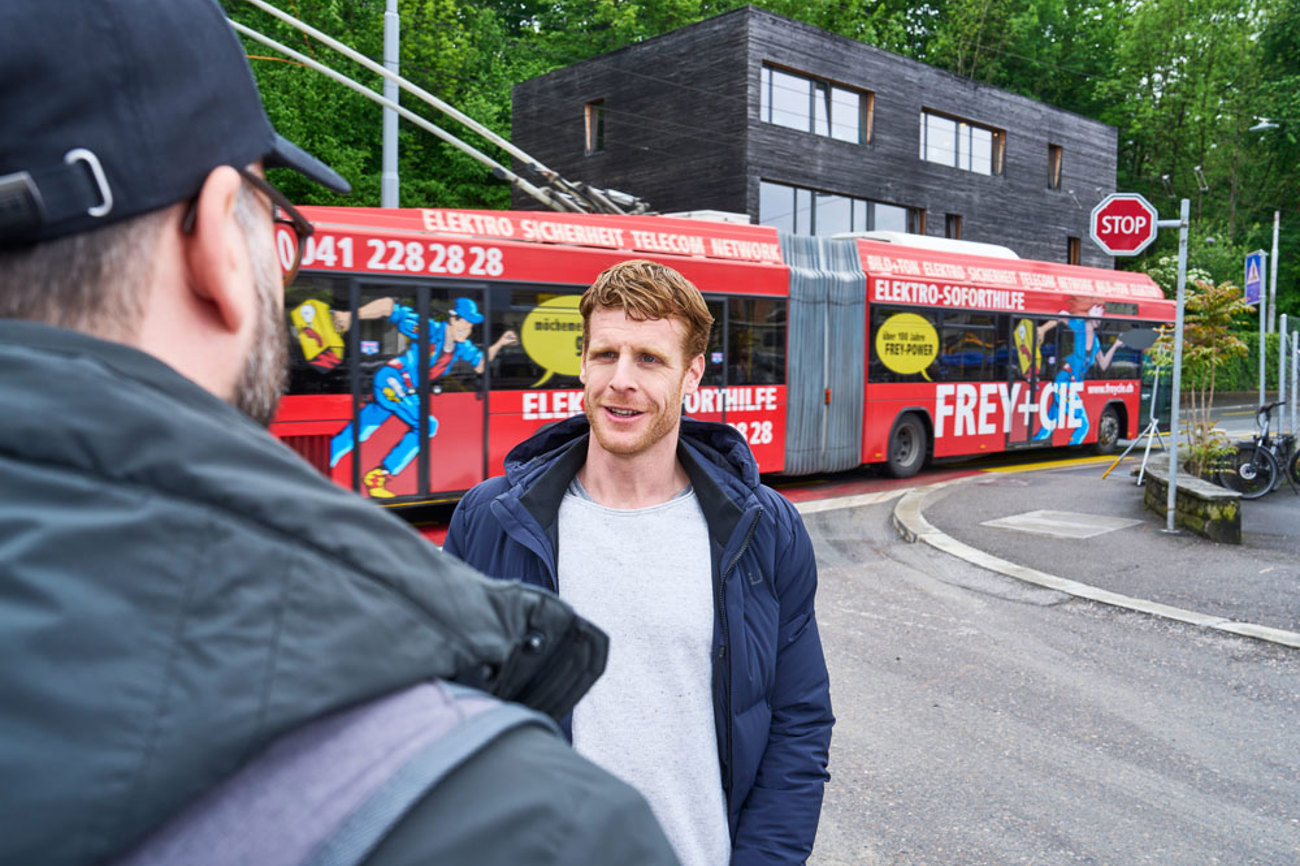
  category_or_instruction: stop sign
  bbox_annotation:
[1090,193,1159,256]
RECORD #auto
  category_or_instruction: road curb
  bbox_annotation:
[891,479,1300,650]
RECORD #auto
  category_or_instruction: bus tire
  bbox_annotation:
[1094,406,1121,455]
[886,414,927,478]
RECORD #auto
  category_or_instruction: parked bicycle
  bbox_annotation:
[1217,401,1300,499]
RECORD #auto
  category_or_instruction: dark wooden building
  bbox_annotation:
[511,6,1118,267]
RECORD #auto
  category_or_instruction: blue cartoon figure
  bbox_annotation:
[1033,301,1123,444]
[329,296,517,498]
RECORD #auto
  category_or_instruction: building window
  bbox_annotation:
[1067,236,1081,265]
[1048,144,1063,189]
[920,110,1004,175]
[945,213,963,239]
[759,180,921,236]
[584,100,605,155]
[761,65,871,144]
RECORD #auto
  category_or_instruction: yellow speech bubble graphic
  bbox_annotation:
[876,312,938,378]
[521,295,584,387]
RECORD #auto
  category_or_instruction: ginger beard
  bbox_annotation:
[581,309,702,459]
[230,189,289,428]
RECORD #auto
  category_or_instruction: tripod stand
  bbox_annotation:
[1101,372,1167,483]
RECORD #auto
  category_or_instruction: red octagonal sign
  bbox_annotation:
[1090,193,1159,256]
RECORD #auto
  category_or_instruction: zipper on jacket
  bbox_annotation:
[717,506,762,801]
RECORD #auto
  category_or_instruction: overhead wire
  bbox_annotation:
[229,19,572,213]
[236,0,649,214]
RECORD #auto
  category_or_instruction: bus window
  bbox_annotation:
[1092,321,1141,380]
[1036,315,1064,381]
[487,286,583,391]
[425,291,489,394]
[354,291,413,373]
[869,305,938,383]
[728,297,786,385]
[938,312,998,382]
[286,274,351,395]
[702,299,726,387]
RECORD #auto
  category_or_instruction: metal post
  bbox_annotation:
[1270,210,1280,333]
[1259,251,1268,406]
[381,0,399,207]
[1282,313,1289,408]
[1164,199,1190,533]
[1284,331,1294,439]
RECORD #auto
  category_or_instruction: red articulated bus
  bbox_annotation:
[272,207,1176,504]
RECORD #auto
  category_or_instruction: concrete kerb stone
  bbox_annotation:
[890,478,1300,651]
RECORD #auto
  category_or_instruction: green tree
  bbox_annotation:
[1152,277,1252,475]
[1250,0,1300,319]
[216,0,1300,302]
[224,0,529,208]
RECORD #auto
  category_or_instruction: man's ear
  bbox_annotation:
[182,166,253,337]
[683,353,705,395]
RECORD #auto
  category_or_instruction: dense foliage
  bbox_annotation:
[223,0,1300,315]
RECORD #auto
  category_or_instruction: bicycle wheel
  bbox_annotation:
[1219,444,1279,499]
[1289,447,1300,487]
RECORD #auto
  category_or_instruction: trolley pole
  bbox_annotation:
[1163,199,1190,534]
[381,0,399,207]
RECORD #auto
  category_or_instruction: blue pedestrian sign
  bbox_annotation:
[1244,250,1266,305]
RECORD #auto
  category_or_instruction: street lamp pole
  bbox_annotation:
[1250,118,1284,334]
[381,0,399,208]
[1271,208,1281,333]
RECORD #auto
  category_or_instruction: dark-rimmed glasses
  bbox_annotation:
[181,167,315,287]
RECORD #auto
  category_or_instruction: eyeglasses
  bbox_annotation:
[181,168,315,288]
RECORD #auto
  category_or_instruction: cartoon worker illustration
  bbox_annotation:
[1033,300,1123,444]
[329,296,517,498]
[290,299,346,371]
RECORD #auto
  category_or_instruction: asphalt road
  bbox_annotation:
[804,494,1300,866]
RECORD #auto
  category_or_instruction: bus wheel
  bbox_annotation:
[1094,406,1120,455]
[886,414,927,478]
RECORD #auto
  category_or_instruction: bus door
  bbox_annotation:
[336,282,487,502]
[1006,315,1044,447]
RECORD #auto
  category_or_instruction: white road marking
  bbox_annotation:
[980,509,1143,539]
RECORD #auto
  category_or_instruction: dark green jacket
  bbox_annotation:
[0,321,676,866]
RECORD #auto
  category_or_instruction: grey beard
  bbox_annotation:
[230,189,288,428]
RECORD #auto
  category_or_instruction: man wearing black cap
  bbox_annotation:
[0,2,676,865]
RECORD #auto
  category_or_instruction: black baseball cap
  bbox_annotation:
[0,0,351,246]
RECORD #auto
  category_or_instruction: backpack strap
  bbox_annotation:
[113,681,558,866]
[306,693,554,866]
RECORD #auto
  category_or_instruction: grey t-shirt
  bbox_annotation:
[557,480,730,866]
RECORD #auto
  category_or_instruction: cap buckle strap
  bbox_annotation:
[63,148,113,218]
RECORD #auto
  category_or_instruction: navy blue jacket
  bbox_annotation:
[445,415,834,865]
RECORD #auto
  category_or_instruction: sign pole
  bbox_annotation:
[1245,249,1267,404]
[1162,199,1189,534]
[1260,255,1268,405]
[1089,191,1184,530]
